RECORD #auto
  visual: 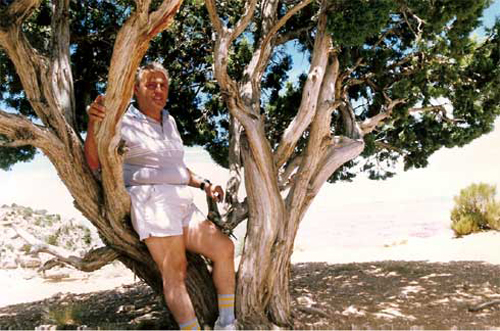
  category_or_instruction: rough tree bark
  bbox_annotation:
[0,0,218,327]
[206,0,449,325]
[205,0,366,328]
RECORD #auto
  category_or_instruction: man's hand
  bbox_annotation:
[205,183,224,203]
[84,95,106,171]
[87,95,106,124]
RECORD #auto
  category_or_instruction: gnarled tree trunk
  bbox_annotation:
[205,0,366,328]
[0,0,218,326]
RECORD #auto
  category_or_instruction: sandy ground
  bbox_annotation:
[1,231,499,310]
[291,231,500,265]
[0,262,137,308]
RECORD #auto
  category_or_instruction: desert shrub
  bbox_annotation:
[36,209,48,215]
[83,229,92,245]
[44,303,85,327]
[451,183,500,236]
[486,202,500,231]
[22,207,33,218]
[46,233,59,246]
[21,244,32,254]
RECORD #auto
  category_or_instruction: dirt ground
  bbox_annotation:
[1,260,499,330]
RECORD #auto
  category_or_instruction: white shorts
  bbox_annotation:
[127,184,206,240]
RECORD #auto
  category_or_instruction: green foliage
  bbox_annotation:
[45,303,85,327]
[450,183,500,236]
[326,1,500,181]
[20,244,32,254]
[83,228,92,246]
[0,143,37,171]
[46,233,59,246]
[327,0,396,47]
[1,0,499,188]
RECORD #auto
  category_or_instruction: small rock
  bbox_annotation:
[117,304,135,314]
[17,257,42,268]
[43,272,71,280]
[132,312,161,323]
[1,258,18,269]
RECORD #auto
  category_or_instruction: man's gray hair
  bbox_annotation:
[135,62,169,85]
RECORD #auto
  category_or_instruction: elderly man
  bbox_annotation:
[84,62,236,330]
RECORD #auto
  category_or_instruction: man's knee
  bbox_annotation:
[216,236,235,261]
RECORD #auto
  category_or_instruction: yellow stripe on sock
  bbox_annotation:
[180,321,199,330]
[219,303,235,308]
[219,297,235,301]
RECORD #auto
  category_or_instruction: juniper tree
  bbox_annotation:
[1,0,499,328]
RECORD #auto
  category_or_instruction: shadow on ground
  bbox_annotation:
[1,261,499,329]
[291,260,500,329]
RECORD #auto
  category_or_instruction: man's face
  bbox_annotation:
[134,70,169,115]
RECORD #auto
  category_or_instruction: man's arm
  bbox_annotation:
[187,168,224,202]
[84,95,106,171]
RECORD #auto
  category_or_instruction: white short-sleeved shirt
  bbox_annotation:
[121,104,190,186]
[121,104,205,240]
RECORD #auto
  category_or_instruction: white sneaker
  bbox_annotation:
[214,318,237,330]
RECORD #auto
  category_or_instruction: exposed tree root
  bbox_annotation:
[297,305,330,318]
[468,299,500,312]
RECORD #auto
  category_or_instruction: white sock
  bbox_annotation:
[179,317,201,330]
[218,294,236,325]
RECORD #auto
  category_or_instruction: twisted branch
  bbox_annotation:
[402,8,425,43]
[274,5,330,169]
[359,95,406,135]
[12,225,120,273]
[94,0,184,227]
[0,108,56,149]
[0,0,41,28]
[252,0,313,81]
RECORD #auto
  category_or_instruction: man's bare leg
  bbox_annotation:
[184,220,236,328]
[183,220,235,295]
[144,236,197,325]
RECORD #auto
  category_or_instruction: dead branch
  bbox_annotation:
[253,0,313,80]
[275,25,313,45]
[402,8,425,43]
[359,95,406,135]
[468,299,500,312]
[409,104,463,123]
[40,246,121,273]
[297,306,330,318]
[375,141,405,154]
[11,225,120,272]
